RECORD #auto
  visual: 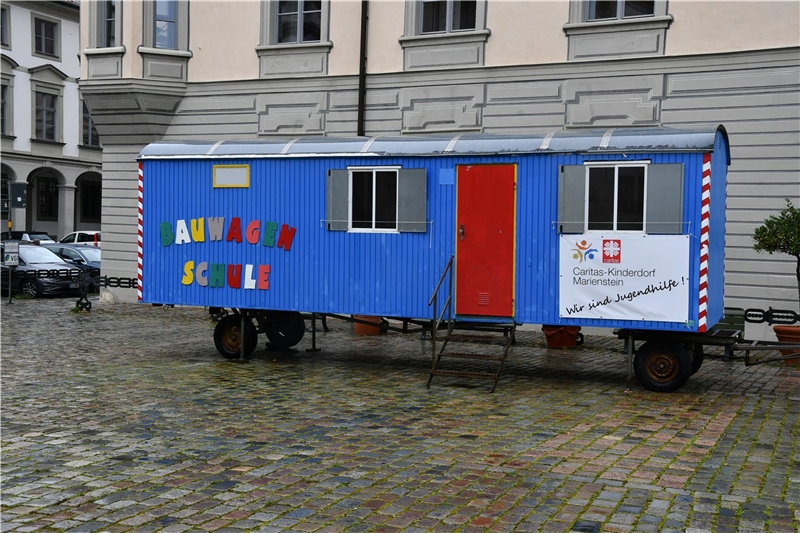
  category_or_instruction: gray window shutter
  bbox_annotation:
[558,165,585,233]
[397,168,427,232]
[646,163,684,234]
[326,169,349,231]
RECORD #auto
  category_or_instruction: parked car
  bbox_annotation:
[43,243,101,292]
[60,230,101,246]
[0,231,56,244]
[0,243,83,298]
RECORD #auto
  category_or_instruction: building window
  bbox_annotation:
[586,0,654,21]
[1,7,10,47]
[1,85,7,135]
[81,182,102,223]
[38,178,59,221]
[586,165,645,231]
[257,0,331,78]
[33,18,58,57]
[277,0,321,43]
[1,57,14,137]
[155,0,177,49]
[82,102,100,147]
[103,1,117,47]
[421,0,476,34]
[400,0,488,70]
[350,169,398,231]
[35,92,57,141]
[564,1,670,60]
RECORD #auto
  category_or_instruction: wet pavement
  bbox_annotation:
[1,296,798,532]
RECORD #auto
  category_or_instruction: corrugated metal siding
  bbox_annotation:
[143,148,728,331]
[708,131,731,327]
[144,155,479,318]
[514,152,709,332]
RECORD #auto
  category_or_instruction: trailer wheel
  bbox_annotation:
[634,341,692,393]
[214,315,257,359]
[266,312,305,349]
[688,344,704,375]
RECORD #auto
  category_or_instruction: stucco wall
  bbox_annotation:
[123,0,143,79]
[188,1,260,82]
[666,1,800,56]
[485,1,570,66]
[328,0,362,76]
[365,0,404,74]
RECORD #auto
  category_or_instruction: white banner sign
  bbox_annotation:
[559,234,690,322]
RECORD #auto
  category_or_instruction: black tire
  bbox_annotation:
[214,314,257,359]
[634,341,692,393]
[20,279,41,298]
[266,312,305,349]
[688,344,704,375]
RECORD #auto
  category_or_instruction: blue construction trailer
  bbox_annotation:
[138,125,731,392]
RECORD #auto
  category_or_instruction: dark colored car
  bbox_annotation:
[43,244,101,292]
[0,231,56,244]
[0,243,83,298]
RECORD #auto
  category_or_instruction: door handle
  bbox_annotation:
[459,224,465,241]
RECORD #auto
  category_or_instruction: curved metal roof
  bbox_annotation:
[139,125,729,164]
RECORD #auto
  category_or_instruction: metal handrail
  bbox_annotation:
[428,255,454,306]
[428,255,455,365]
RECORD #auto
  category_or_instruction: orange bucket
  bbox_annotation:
[354,315,382,336]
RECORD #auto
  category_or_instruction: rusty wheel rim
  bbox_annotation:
[220,324,241,353]
[644,351,679,383]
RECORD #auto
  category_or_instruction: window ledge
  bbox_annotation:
[80,144,103,150]
[399,29,491,48]
[32,51,61,62]
[255,41,333,53]
[30,138,66,146]
[563,15,673,35]
[84,46,126,56]
[2,134,16,140]
[137,46,193,58]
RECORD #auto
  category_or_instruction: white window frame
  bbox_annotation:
[347,166,401,233]
[31,13,60,61]
[419,0,478,35]
[81,100,101,147]
[276,0,322,44]
[142,0,189,51]
[1,6,11,49]
[88,0,122,49]
[586,0,655,21]
[34,91,58,141]
[583,161,649,233]
[0,56,15,138]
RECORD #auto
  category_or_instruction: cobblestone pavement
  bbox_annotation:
[1,296,798,533]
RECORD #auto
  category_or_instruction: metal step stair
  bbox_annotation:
[426,255,516,392]
[426,321,516,393]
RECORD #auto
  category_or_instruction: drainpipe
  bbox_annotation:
[357,0,368,137]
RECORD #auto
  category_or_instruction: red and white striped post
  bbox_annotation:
[137,162,144,302]
[698,153,711,332]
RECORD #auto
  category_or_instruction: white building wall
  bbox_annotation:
[2,1,101,241]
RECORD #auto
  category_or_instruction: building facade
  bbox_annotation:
[1,0,102,242]
[79,0,799,325]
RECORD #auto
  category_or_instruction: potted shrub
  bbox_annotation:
[753,199,800,364]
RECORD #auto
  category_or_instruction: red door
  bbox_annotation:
[455,164,516,317]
